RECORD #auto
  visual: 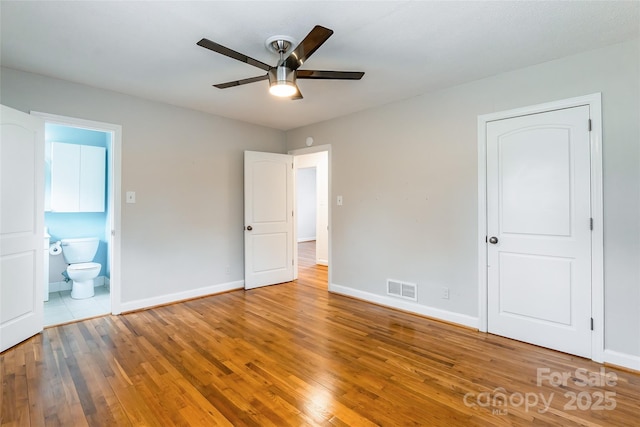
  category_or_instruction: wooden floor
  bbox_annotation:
[2,242,639,426]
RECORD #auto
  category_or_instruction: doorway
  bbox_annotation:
[292,146,330,288]
[32,112,122,324]
[477,94,604,361]
[242,146,330,290]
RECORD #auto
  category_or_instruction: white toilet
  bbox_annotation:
[61,237,101,299]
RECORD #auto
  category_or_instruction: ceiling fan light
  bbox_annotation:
[268,66,297,97]
[269,82,297,97]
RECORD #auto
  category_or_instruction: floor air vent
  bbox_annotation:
[387,279,417,301]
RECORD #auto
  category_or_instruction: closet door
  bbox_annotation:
[79,145,106,212]
[51,142,80,211]
[51,142,105,212]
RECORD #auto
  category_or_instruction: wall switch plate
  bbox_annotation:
[337,195,343,206]
[126,191,136,204]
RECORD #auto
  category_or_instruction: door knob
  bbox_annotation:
[246,225,253,231]
[489,236,498,244]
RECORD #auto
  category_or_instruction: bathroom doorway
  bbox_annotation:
[33,112,121,326]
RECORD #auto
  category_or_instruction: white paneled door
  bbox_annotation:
[1,105,44,352]
[487,106,592,358]
[244,151,294,289]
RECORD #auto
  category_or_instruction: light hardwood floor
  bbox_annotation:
[2,242,639,426]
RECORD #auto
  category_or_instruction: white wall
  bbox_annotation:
[296,167,317,242]
[1,67,286,309]
[285,39,640,362]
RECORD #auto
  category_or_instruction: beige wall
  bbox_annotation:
[286,39,640,358]
[1,67,286,306]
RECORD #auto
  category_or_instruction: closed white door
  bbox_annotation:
[1,105,44,352]
[487,105,592,358]
[244,151,294,289]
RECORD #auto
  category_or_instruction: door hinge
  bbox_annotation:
[590,218,593,230]
[588,119,592,132]
[590,317,594,331]
[292,210,294,217]
[292,259,294,266]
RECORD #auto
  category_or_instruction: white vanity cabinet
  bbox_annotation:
[50,142,106,212]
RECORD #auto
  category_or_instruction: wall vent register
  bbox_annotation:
[387,279,417,301]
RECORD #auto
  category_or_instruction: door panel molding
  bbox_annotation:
[477,93,603,362]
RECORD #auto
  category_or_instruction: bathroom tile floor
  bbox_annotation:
[44,285,111,327]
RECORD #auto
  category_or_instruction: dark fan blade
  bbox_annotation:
[283,25,333,70]
[213,74,268,89]
[297,70,364,80]
[291,86,303,100]
[197,38,272,72]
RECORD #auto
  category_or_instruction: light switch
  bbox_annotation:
[126,191,136,204]
[337,195,343,206]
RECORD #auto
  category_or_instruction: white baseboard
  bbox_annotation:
[49,275,107,292]
[604,349,640,372]
[329,283,479,329]
[297,237,316,243]
[49,281,71,292]
[316,259,328,266]
[119,280,244,313]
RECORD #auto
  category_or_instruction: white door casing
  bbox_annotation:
[1,105,45,352]
[244,151,294,289]
[315,152,329,266]
[294,151,329,266]
[289,144,332,285]
[32,111,123,315]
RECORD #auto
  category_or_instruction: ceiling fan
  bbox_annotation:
[197,25,364,99]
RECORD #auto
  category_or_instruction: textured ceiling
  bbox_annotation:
[1,1,638,130]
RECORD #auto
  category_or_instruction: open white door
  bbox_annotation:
[1,105,44,352]
[244,151,294,289]
[486,105,592,358]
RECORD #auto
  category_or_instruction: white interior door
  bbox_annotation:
[1,105,44,352]
[244,151,294,289]
[487,105,592,358]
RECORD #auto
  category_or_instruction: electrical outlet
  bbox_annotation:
[441,287,450,299]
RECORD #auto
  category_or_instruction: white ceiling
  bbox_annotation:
[2,1,638,130]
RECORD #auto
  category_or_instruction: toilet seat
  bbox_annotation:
[68,262,101,271]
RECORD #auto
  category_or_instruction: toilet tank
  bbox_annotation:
[61,237,99,264]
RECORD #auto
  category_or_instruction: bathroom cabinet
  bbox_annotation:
[50,142,106,212]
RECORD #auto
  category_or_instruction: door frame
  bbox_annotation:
[288,144,332,286]
[477,93,603,362]
[31,111,122,315]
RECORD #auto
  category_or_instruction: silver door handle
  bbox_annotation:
[489,236,498,244]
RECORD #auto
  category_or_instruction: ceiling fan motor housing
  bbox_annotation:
[268,65,296,87]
